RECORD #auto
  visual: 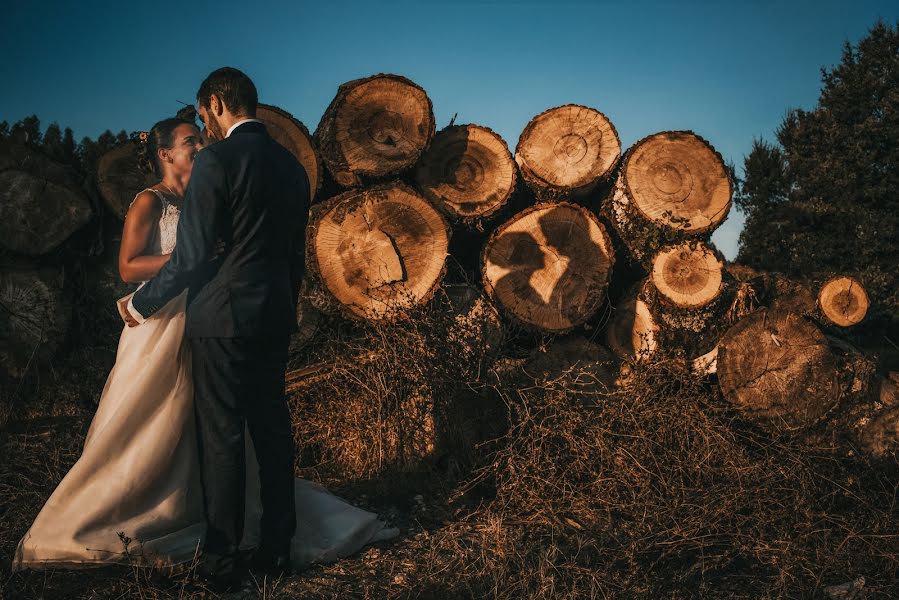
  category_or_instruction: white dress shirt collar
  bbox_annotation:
[226,118,263,138]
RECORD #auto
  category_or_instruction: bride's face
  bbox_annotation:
[160,123,203,177]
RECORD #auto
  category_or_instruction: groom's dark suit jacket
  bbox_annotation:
[132,121,310,338]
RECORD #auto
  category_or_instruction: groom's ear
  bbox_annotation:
[209,94,225,117]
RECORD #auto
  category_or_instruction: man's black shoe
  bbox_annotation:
[249,547,292,578]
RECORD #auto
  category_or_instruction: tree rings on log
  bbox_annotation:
[415,124,516,225]
[607,131,731,265]
[650,241,724,309]
[0,169,92,256]
[515,104,620,200]
[817,275,869,327]
[96,141,160,219]
[622,131,731,233]
[717,309,840,431]
[257,104,323,201]
[605,284,658,362]
[481,202,614,332]
[308,182,450,321]
[314,74,435,188]
[0,268,71,380]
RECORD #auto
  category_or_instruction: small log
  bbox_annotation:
[96,141,159,219]
[0,268,71,380]
[606,131,732,266]
[817,275,869,327]
[717,309,840,431]
[314,74,435,188]
[650,241,724,309]
[481,202,615,332]
[415,124,517,225]
[605,283,658,363]
[515,104,620,201]
[640,277,729,361]
[0,143,92,255]
[307,181,450,321]
[257,104,323,201]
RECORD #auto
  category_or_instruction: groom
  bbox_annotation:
[124,67,310,587]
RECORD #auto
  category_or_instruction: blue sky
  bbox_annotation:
[2,1,897,259]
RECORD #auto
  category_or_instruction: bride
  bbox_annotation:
[11,117,398,576]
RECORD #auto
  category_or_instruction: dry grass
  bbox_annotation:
[2,284,899,599]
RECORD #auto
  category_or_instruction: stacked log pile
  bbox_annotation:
[2,72,894,458]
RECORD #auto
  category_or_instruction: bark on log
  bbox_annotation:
[314,74,435,188]
[515,104,620,201]
[257,104,323,201]
[481,202,615,332]
[96,141,159,219]
[0,144,92,255]
[0,267,71,380]
[817,275,869,327]
[640,277,729,361]
[307,181,450,321]
[717,309,841,431]
[415,124,517,226]
[605,131,732,266]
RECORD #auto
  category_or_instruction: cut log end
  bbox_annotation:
[309,182,449,321]
[606,286,658,362]
[622,131,731,233]
[717,309,840,431]
[515,104,620,198]
[818,275,869,327]
[651,241,724,309]
[0,269,70,380]
[415,124,516,222]
[482,202,614,332]
[316,74,435,187]
[257,104,322,200]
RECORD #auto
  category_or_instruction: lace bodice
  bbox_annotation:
[131,188,181,256]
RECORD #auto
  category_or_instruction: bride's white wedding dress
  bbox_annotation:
[12,188,398,572]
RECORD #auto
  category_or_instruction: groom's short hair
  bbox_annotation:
[197,67,258,116]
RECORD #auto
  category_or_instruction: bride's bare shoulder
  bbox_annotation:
[126,189,163,221]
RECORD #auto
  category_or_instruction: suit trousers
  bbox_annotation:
[189,335,296,575]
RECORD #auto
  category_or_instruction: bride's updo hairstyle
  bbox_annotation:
[133,118,192,177]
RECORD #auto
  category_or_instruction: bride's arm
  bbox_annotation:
[118,191,171,283]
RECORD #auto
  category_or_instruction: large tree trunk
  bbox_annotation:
[307,181,450,321]
[415,124,517,226]
[257,104,323,201]
[481,202,615,332]
[314,74,435,188]
[717,309,841,431]
[0,143,92,255]
[0,267,71,380]
[514,104,620,201]
[605,131,732,267]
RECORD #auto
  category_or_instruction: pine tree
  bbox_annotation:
[42,122,64,161]
[736,20,899,324]
[0,121,9,139]
[10,115,42,145]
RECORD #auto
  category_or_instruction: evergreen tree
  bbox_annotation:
[62,127,78,166]
[42,122,64,161]
[737,20,899,324]
[9,115,42,145]
[0,121,8,139]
